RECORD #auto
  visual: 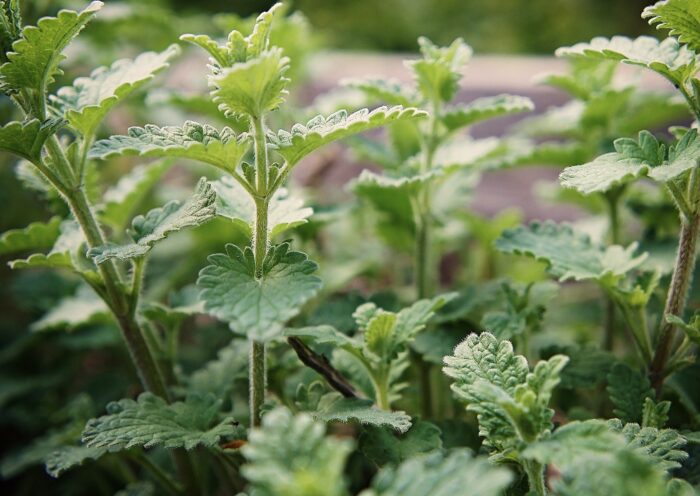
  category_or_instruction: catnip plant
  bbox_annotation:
[3,1,700,495]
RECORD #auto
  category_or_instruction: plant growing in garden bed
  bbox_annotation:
[1,0,700,495]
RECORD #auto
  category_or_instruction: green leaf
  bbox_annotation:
[523,420,673,496]
[643,0,700,53]
[0,216,61,255]
[241,407,353,496]
[360,420,442,467]
[268,106,427,166]
[495,221,647,284]
[82,392,237,451]
[342,77,419,106]
[51,45,180,136]
[44,445,106,478]
[441,94,534,131]
[444,332,568,451]
[212,175,312,238]
[285,325,363,356]
[89,121,250,174]
[649,128,700,182]
[98,160,173,230]
[607,363,654,424]
[642,397,671,429]
[407,37,472,103]
[363,449,512,496]
[31,285,109,332]
[0,2,102,96]
[560,131,663,194]
[209,47,290,119]
[198,242,322,341]
[607,419,688,472]
[10,220,89,272]
[313,393,411,433]
[0,118,64,163]
[88,178,216,264]
[556,35,700,85]
[186,341,248,398]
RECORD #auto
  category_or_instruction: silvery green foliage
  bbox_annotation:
[241,407,354,496]
[82,393,237,451]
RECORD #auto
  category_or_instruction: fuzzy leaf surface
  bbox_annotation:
[44,445,106,477]
[0,2,102,95]
[198,242,322,341]
[88,178,216,264]
[89,121,250,174]
[313,393,411,433]
[360,420,443,466]
[643,0,700,53]
[0,216,61,255]
[559,131,663,194]
[556,35,700,84]
[441,94,534,131]
[268,106,427,166]
[495,221,647,283]
[212,175,312,237]
[241,407,353,496]
[51,45,179,136]
[82,392,236,451]
[363,449,512,496]
[0,118,64,162]
[607,363,654,424]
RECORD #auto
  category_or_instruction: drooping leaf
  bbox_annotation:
[88,178,216,264]
[212,175,312,238]
[268,106,427,166]
[51,45,180,136]
[441,94,534,131]
[98,160,173,230]
[560,131,664,194]
[9,220,89,272]
[186,342,248,398]
[607,363,654,424]
[607,419,688,472]
[0,2,102,95]
[241,407,353,496]
[313,393,412,433]
[82,392,237,451]
[342,77,419,107]
[643,0,700,53]
[285,325,363,356]
[495,221,647,284]
[198,242,322,341]
[209,47,290,119]
[359,420,443,466]
[31,285,109,332]
[0,216,61,255]
[556,35,700,85]
[89,121,250,174]
[44,445,107,478]
[0,118,64,163]
[363,449,512,496]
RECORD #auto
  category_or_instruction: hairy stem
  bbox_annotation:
[287,336,357,397]
[524,459,547,496]
[249,340,266,427]
[249,115,271,428]
[650,211,700,392]
[602,191,621,351]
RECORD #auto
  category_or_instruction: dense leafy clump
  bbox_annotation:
[2,1,700,495]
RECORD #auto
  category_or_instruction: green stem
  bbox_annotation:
[249,340,266,427]
[373,371,391,411]
[524,459,547,496]
[650,211,700,392]
[603,191,621,351]
[249,115,271,428]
